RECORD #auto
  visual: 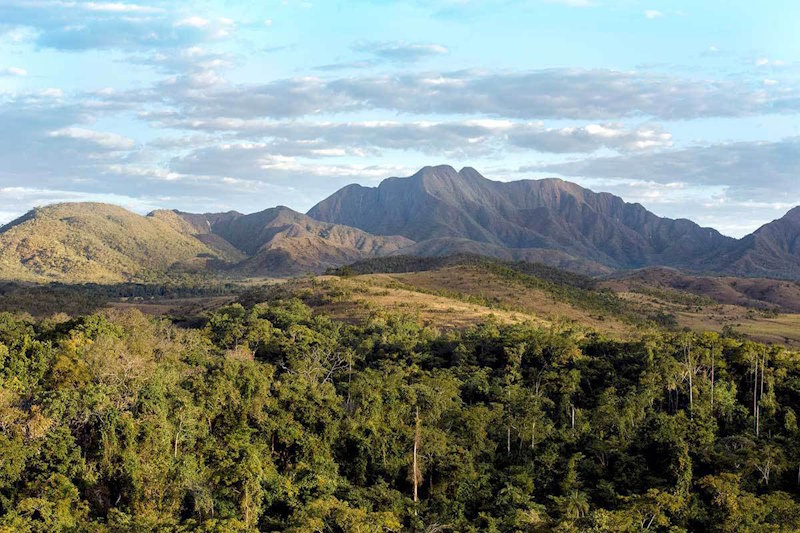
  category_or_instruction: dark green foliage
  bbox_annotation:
[647,311,680,330]
[1,298,800,531]
[328,253,595,290]
[0,280,244,317]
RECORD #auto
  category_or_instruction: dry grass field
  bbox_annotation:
[11,261,781,348]
[612,290,800,348]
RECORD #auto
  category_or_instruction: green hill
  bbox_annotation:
[0,203,236,283]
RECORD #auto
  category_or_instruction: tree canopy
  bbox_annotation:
[1,297,800,531]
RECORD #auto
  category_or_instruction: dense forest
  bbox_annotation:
[1,292,800,531]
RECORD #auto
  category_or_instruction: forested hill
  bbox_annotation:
[328,253,596,289]
[1,296,800,530]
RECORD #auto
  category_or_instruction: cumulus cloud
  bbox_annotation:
[128,46,232,79]
[80,2,165,14]
[507,123,672,153]
[0,1,234,51]
[530,138,800,203]
[0,0,797,233]
[156,117,671,156]
[154,69,799,121]
[0,66,27,76]
[48,127,136,150]
[0,186,164,225]
[167,146,415,209]
[0,93,140,195]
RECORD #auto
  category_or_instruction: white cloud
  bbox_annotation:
[353,41,449,62]
[0,187,164,224]
[174,16,210,28]
[155,117,672,156]
[0,66,27,76]
[755,58,784,67]
[544,0,594,6]
[48,127,136,150]
[531,138,800,206]
[81,2,165,14]
[156,69,800,121]
[644,10,663,19]
[39,88,64,98]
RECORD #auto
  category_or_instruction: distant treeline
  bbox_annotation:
[0,279,243,317]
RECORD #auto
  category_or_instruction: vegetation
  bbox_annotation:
[0,280,244,318]
[0,204,238,283]
[329,254,596,290]
[332,255,643,326]
[1,289,800,531]
[0,203,413,284]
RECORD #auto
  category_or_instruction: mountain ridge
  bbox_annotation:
[308,165,739,272]
[0,203,413,282]
[173,206,413,276]
[1,166,799,282]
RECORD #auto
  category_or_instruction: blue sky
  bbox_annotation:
[1,0,799,236]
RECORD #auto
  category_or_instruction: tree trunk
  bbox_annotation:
[754,357,759,436]
[174,417,183,459]
[347,352,352,405]
[688,346,693,419]
[711,351,715,412]
[413,406,420,510]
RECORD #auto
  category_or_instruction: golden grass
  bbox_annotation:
[308,275,538,329]
[616,291,800,348]
[363,267,633,335]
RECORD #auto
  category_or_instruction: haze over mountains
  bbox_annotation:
[1,165,799,283]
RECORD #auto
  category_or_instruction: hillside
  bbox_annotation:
[2,166,799,283]
[0,203,236,283]
[710,207,800,280]
[308,165,734,272]
[175,206,414,276]
[0,203,415,283]
[602,267,800,312]
[325,256,800,347]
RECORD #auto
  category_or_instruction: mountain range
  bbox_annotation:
[1,165,798,283]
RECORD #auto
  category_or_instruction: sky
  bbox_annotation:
[1,0,799,237]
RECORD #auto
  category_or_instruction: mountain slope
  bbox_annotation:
[712,207,800,280]
[3,167,799,283]
[0,203,235,283]
[0,203,415,282]
[175,206,414,276]
[308,165,734,271]
[602,267,800,312]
